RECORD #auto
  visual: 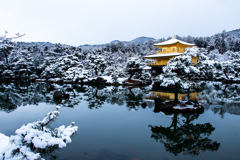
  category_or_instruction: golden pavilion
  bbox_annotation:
[143,36,197,75]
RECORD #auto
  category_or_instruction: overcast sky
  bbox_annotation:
[1,0,240,46]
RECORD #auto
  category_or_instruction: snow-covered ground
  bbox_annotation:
[88,76,128,84]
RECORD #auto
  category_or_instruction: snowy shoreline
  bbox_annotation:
[34,76,153,86]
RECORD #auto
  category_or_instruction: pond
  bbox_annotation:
[0,82,240,160]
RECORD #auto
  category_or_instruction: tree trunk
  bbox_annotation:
[170,113,178,131]
[95,68,98,76]
[174,88,179,102]
[186,88,190,101]
[129,72,134,80]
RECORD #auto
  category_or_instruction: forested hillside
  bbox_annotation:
[0,29,240,82]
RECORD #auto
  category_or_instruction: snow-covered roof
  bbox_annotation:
[154,36,195,47]
[143,53,183,58]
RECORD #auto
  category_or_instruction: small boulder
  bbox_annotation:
[53,90,62,100]
[63,93,70,99]
[141,102,147,109]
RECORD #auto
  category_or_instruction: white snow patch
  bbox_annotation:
[173,105,197,110]
[100,76,113,83]
[0,133,9,151]
[88,76,128,84]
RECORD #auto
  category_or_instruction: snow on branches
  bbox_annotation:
[156,50,200,90]
[40,55,86,82]
[125,57,145,80]
[0,106,78,160]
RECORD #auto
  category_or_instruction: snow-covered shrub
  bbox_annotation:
[164,53,200,80]
[156,73,191,90]
[85,54,107,76]
[29,73,39,81]
[0,41,14,64]
[0,32,25,65]
[111,71,119,83]
[63,67,83,81]
[154,52,201,101]
[41,55,84,80]
[198,58,240,81]
[184,47,240,81]
[139,69,151,82]
[1,70,15,78]
[185,47,209,61]
[0,106,78,160]
[103,66,115,76]
[207,50,240,62]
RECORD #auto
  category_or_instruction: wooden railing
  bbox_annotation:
[157,48,185,54]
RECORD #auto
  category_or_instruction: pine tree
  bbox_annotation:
[125,57,144,80]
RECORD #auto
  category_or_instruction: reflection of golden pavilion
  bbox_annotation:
[145,91,201,101]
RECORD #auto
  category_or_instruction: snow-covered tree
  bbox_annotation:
[0,41,13,65]
[196,48,240,81]
[155,52,200,101]
[156,73,192,102]
[164,55,200,80]
[85,54,107,76]
[0,32,25,65]
[41,55,84,81]
[125,57,145,80]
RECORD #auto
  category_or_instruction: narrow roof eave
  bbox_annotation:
[153,38,195,47]
[143,53,183,58]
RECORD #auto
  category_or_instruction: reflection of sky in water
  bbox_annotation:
[0,103,56,135]
[0,83,240,160]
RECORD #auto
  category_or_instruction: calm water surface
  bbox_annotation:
[0,82,240,160]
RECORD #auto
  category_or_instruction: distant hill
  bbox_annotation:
[128,36,155,44]
[81,36,155,49]
[227,29,240,39]
[109,36,155,45]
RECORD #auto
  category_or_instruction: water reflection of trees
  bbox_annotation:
[0,82,149,112]
[198,82,240,117]
[83,86,148,110]
[0,82,37,112]
[1,81,240,116]
[0,82,84,112]
[149,113,220,156]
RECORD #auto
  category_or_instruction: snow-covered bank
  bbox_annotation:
[87,76,128,84]
[36,76,152,86]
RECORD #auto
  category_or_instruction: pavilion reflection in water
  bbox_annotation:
[145,91,201,101]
